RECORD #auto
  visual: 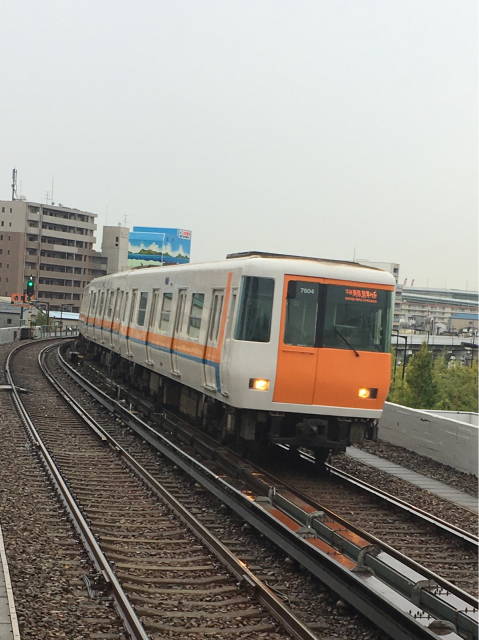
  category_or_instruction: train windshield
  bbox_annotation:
[284,281,392,353]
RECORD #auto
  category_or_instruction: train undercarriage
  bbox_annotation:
[78,337,377,465]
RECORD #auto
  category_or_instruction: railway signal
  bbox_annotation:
[26,277,35,300]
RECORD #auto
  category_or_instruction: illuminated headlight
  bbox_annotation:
[249,378,270,391]
[358,388,378,399]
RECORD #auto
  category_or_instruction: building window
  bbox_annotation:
[7,250,9,255]
[7,319,11,325]
[1,207,4,212]
[8,222,11,227]
[1,222,3,227]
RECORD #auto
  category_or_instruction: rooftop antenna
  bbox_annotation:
[51,175,54,205]
[11,168,18,201]
[44,190,51,204]
[122,214,129,228]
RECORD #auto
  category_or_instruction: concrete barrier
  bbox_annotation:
[379,402,478,476]
[0,327,20,345]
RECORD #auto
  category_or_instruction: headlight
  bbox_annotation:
[358,387,378,399]
[249,378,270,391]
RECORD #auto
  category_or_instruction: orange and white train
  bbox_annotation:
[79,252,395,462]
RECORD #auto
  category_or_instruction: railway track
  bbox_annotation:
[6,340,320,640]
[5,339,478,639]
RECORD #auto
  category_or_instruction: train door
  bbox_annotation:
[109,288,120,347]
[104,289,115,344]
[125,289,138,356]
[273,277,323,405]
[94,290,106,342]
[112,290,123,350]
[203,289,224,389]
[170,290,187,375]
[145,289,160,364]
[86,291,96,339]
[220,287,237,395]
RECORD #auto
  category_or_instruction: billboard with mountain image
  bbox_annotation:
[128,227,191,267]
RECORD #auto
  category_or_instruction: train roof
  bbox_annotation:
[226,251,381,270]
[89,252,396,287]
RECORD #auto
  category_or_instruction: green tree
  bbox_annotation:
[33,309,53,326]
[434,358,478,412]
[403,342,437,409]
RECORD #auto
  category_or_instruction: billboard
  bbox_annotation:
[128,227,191,267]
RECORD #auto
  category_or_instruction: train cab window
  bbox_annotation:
[322,285,392,353]
[187,293,204,339]
[137,292,148,326]
[284,281,321,347]
[159,292,173,330]
[235,276,274,343]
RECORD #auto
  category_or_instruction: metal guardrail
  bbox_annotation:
[6,342,150,640]
[57,345,478,640]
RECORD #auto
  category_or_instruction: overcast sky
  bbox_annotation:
[1,1,477,290]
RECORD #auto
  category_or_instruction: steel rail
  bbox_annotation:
[38,346,319,640]
[5,342,150,640]
[285,446,478,543]
[56,344,478,640]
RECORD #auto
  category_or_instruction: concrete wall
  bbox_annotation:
[423,410,478,426]
[0,326,20,345]
[379,402,478,475]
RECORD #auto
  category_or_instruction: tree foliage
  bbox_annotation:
[389,344,478,413]
[33,309,53,326]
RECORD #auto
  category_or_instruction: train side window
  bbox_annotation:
[128,291,138,328]
[106,290,115,318]
[98,291,106,317]
[115,291,124,320]
[89,292,96,316]
[187,293,204,339]
[111,288,120,321]
[159,292,173,331]
[137,292,148,326]
[235,277,274,342]
[122,292,129,322]
[225,292,237,339]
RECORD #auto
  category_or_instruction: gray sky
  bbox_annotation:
[1,0,477,290]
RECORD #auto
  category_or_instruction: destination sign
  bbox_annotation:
[344,288,378,303]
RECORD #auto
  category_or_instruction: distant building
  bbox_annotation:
[128,227,191,268]
[101,225,130,274]
[357,260,402,331]
[0,199,107,313]
[0,296,21,328]
[448,312,478,334]
[401,287,478,330]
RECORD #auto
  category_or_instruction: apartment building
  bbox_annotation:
[401,287,478,329]
[0,199,107,313]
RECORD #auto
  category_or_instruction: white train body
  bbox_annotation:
[80,253,395,454]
